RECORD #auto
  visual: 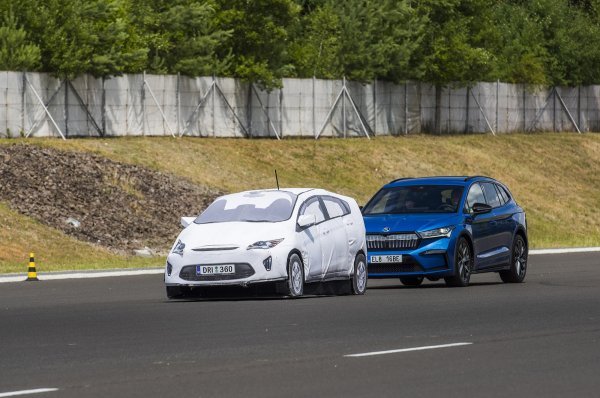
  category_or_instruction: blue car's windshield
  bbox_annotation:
[363,185,463,215]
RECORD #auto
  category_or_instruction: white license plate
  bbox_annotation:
[370,255,403,263]
[196,265,235,275]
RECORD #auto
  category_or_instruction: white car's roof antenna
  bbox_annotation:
[275,169,280,190]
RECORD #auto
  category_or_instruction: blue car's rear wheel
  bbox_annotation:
[500,235,527,283]
[444,237,472,287]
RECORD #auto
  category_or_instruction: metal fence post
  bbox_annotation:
[101,77,106,136]
[465,86,470,134]
[496,79,499,133]
[312,76,316,138]
[141,71,146,136]
[64,79,69,137]
[523,84,527,132]
[279,87,283,138]
[176,72,180,136]
[553,87,556,132]
[212,75,216,137]
[373,78,377,136]
[21,72,26,134]
[447,86,451,134]
[342,76,347,138]
[404,81,408,135]
[577,85,581,132]
[247,83,252,138]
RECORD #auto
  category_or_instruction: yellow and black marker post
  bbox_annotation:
[26,252,39,281]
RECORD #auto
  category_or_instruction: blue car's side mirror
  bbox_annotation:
[472,202,492,215]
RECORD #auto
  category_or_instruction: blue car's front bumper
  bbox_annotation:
[367,236,456,278]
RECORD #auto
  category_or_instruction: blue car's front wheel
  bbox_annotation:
[444,237,472,287]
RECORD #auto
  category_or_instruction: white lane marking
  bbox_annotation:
[0,388,59,397]
[530,247,600,255]
[345,342,472,358]
[0,269,163,283]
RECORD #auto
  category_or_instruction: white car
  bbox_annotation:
[165,188,367,298]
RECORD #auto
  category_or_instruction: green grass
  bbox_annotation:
[1,133,599,273]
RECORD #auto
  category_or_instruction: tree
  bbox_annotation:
[27,0,147,78]
[130,0,232,76]
[0,10,41,71]
[291,0,426,83]
[289,3,342,79]
[215,0,301,89]
[411,0,495,86]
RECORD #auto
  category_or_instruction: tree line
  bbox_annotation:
[2,0,600,89]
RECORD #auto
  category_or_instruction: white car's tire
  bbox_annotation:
[285,253,304,297]
[351,253,367,295]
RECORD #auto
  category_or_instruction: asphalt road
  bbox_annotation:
[1,252,599,398]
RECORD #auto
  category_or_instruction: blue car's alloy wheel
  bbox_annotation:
[500,235,528,283]
[445,237,472,287]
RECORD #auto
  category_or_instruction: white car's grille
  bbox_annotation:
[366,233,420,250]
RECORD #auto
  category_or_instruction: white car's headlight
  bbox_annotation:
[418,226,454,239]
[172,239,185,255]
[247,238,284,250]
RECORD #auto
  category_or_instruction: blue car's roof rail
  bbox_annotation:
[464,175,493,181]
[388,177,413,184]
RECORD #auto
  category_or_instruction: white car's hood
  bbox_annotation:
[176,221,291,249]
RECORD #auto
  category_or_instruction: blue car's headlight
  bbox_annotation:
[418,226,454,239]
[172,239,185,255]
[247,238,284,250]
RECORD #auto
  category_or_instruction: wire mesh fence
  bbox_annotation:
[0,71,596,139]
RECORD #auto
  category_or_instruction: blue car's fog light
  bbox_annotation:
[166,262,173,276]
[263,256,272,271]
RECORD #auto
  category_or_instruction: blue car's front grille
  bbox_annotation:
[366,233,420,250]
[368,263,422,274]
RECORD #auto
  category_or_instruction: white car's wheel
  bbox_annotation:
[351,253,367,295]
[286,253,304,297]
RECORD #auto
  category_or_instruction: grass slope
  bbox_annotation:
[1,133,598,273]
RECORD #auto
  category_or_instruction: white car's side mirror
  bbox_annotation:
[297,214,317,228]
[180,217,195,228]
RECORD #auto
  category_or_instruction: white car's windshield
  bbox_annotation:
[194,191,297,224]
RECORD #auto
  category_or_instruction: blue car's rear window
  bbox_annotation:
[363,185,464,215]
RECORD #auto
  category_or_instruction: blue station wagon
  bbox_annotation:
[362,176,528,287]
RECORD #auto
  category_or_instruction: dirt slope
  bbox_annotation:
[0,144,222,252]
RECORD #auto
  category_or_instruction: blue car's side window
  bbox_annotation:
[481,182,501,208]
[496,184,511,205]
[465,183,485,213]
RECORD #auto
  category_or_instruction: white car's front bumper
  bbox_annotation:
[164,246,290,287]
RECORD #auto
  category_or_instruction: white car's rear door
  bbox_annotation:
[297,197,326,279]
[321,196,350,276]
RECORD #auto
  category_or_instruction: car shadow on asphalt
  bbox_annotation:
[164,280,351,302]
[369,281,504,290]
